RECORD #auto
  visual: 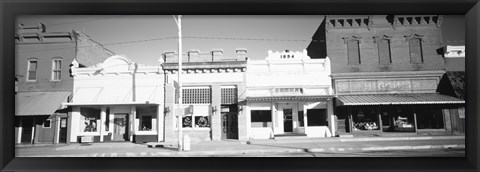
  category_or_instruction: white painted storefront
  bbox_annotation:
[246,50,335,139]
[64,55,164,143]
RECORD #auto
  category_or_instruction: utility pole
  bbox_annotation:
[173,15,183,151]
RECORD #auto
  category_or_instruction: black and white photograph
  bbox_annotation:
[14,15,466,157]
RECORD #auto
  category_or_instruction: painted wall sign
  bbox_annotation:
[336,78,438,94]
[273,88,303,95]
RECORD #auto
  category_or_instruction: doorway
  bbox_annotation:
[283,109,293,132]
[221,105,238,140]
[113,114,128,141]
[21,117,34,143]
[58,117,68,143]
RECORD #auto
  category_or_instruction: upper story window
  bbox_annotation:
[377,39,392,64]
[408,38,424,63]
[346,39,361,65]
[26,58,38,81]
[52,58,62,81]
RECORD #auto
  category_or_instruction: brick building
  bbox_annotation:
[15,23,114,144]
[307,15,465,136]
[161,49,247,142]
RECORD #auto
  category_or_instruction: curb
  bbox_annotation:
[247,136,465,144]
[19,144,464,157]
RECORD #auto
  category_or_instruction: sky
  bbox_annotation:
[17,15,464,65]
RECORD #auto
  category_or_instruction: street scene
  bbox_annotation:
[15,15,465,157]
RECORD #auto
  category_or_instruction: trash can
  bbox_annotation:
[183,135,190,151]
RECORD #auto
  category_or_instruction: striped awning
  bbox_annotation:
[246,95,334,102]
[337,93,465,106]
[16,91,71,116]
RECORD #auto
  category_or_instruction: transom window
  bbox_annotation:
[27,59,38,81]
[176,87,211,104]
[52,58,62,81]
[221,86,237,104]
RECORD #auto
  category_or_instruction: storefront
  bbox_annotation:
[64,55,164,143]
[161,49,247,142]
[333,71,465,136]
[245,50,335,139]
[15,91,71,144]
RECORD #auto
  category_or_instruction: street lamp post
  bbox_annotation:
[173,15,183,151]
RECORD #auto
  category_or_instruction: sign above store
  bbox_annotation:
[273,88,303,95]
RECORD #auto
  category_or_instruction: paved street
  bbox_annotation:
[16,136,465,157]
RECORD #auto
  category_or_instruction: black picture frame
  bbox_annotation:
[1,0,479,172]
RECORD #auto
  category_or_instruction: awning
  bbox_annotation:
[246,95,334,102]
[337,93,465,106]
[67,86,162,106]
[16,91,71,116]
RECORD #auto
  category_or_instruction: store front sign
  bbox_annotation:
[336,78,438,94]
[273,88,303,95]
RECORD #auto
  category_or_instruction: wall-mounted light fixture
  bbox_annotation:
[164,107,170,115]
[238,106,243,112]
[212,106,217,114]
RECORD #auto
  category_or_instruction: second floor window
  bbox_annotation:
[347,40,361,65]
[52,59,62,81]
[377,39,392,64]
[27,59,37,81]
[409,38,424,63]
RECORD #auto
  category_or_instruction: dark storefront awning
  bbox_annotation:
[246,95,335,102]
[16,91,71,116]
[337,93,465,106]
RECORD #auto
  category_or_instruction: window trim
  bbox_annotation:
[26,58,38,82]
[405,34,425,64]
[43,119,52,128]
[51,58,62,81]
[343,36,362,65]
[375,38,393,65]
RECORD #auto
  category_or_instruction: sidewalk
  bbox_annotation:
[16,135,465,157]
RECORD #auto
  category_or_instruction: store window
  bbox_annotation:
[409,38,423,63]
[251,110,272,128]
[182,115,210,128]
[80,107,100,132]
[137,106,157,131]
[352,108,380,131]
[347,40,361,65]
[377,39,392,64]
[27,59,38,81]
[43,119,51,128]
[307,109,327,126]
[416,109,444,129]
[51,58,62,81]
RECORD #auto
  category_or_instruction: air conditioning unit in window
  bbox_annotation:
[81,136,93,143]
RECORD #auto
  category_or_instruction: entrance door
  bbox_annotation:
[58,117,68,143]
[113,114,128,141]
[21,117,33,143]
[283,109,293,133]
[222,111,238,139]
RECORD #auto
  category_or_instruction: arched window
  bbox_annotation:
[347,39,361,65]
[376,39,392,64]
[408,38,423,63]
